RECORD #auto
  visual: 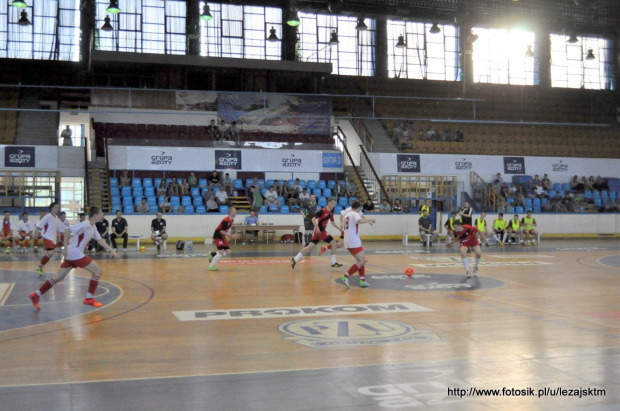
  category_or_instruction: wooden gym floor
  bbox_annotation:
[1,238,619,410]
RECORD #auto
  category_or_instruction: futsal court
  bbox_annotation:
[0,237,619,410]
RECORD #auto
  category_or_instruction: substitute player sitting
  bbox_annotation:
[492,213,508,246]
[521,210,538,246]
[474,212,489,247]
[444,211,460,246]
[452,221,482,278]
[506,214,523,246]
[15,212,35,253]
[29,206,120,310]
[338,201,375,289]
[208,207,237,271]
[291,197,342,269]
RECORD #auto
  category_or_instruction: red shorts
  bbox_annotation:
[348,246,363,256]
[60,256,93,269]
[311,231,333,244]
[43,239,56,251]
[214,238,230,250]
[461,238,480,248]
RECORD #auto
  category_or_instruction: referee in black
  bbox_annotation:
[111,210,129,251]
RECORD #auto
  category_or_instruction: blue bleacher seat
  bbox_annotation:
[562,183,571,192]
[144,187,155,197]
[267,205,278,212]
[193,197,203,206]
[541,198,548,205]
[219,206,229,213]
[318,180,326,189]
[172,205,179,213]
[610,191,617,199]
[261,187,268,196]
[134,198,142,206]
[123,205,135,214]
[111,196,121,205]
[121,186,132,197]
[507,197,514,204]
[259,206,267,213]
[594,199,602,207]
[154,178,162,188]
[334,205,343,214]
[533,198,541,207]
[110,187,120,197]
[288,179,295,187]
[111,205,122,213]
[158,196,165,206]
[143,178,153,187]
[196,206,206,214]
[601,190,608,200]
[322,188,332,197]
[524,198,533,208]
[184,206,195,214]
[534,206,541,213]
[181,196,192,206]
[593,190,601,199]
[123,196,133,205]
[147,198,157,206]
[299,180,306,188]
[109,177,118,187]
[258,179,265,188]
[554,183,562,192]
[318,197,327,207]
[233,179,243,189]
[327,180,336,189]
[199,179,208,188]
[213,186,220,192]
[313,188,322,197]
[509,206,515,213]
[549,190,556,198]
[267,179,275,187]
[307,180,316,189]
[280,205,290,213]
[515,206,524,213]
[165,178,172,185]
[246,179,254,188]
[349,197,358,205]
[338,197,348,207]
[277,196,285,205]
[170,196,180,206]
[584,190,592,199]
[131,178,141,188]
[133,187,143,198]
[191,187,200,197]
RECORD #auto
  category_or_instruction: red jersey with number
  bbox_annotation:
[314,208,334,232]
[213,216,234,239]
[455,224,480,247]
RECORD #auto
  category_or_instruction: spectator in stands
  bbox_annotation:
[244,211,259,244]
[581,176,593,192]
[363,199,375,212]
[298,188,310,205]
[500,184,510,199]
[379,199,391,214]
[250,186,263,212]
[593,176,608,191]
[604,199,618,213]
[136,198,149,213]
[202,186,215,204]
[531,175,542,188]
[279,180,291,202]
[208,170,221,189]
[206,195,219,212]
[333,180,345,198]
[180,178,190,196]
[392,199,403,214]
[225,121,240,140]
[570,175,583,192]
[167,178,180,197]
[495,173,503,185]
[119,170,131,188]
[455,129,464,142]
[346,179,357,198]
[160,196,172,213]
[157,179,167,197]
[292,178,302,195]
[187,172,198,189]
[514,185,526,207]
[207,119,220,141]
[215,188,229,206]
[110,210,128,251]
[222,173,233,194]
[418,209,438,246]
[177,205,185,213]
[542,174,552,191]
[250,177,261,190]
[274,180,282,194]
[60,125,72,146]
[265,186,281,210]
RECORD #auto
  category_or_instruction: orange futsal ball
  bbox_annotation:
[405,267,414,277]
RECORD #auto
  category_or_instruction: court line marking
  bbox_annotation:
[0,283,15,306]
[596,255,620,270]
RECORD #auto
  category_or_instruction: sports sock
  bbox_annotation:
[331,254,336,264]
[359,266,366,280]
[346,263,359,276]
[462,257,470,271]
[37,278,56,296]
[40,254,51,266]
[493,234,499,242]
[294,252,303,263]
[87,275,101,295]
[210,252,223,267]
[502,233,508,242]
[475,257,481,269]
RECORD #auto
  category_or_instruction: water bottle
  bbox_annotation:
[186,239,193,251]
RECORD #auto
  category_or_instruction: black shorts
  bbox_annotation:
[310,231,333,245]
[304,218,314,231]
[494,229,505,235]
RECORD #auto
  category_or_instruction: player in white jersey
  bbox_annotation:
[318,204,363,257]
[338,200,375,289]
[15,212,34,253]
[57,211,71,246]
[33,202,61,275]
[29,206,120,310]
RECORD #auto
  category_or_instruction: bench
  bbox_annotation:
[129,235,146,250]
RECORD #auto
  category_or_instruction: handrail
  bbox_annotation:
[359,144,390,203]
[348,105,374,152]
[334,126,370,202]
[470,171,509,212]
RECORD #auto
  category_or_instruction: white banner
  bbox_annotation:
[124,147,214,171]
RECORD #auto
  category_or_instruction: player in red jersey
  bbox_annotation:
[452,221,482,278]
[291,197,342,269]
[208,207,237,271]
[28,206,120,310]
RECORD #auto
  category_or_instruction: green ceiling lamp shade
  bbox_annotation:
[200,4,213,21]
[11,1,28,8]
[106,0,121,15]
[287,10,300,27]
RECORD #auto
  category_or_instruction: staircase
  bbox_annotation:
[344,165,376,203]
[229,196,250,212]
[87,161,110,211]
[362,119,398,153]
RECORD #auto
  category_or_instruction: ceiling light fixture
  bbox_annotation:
[267,27,279,41]
[429,22,441,34]
[395,34,406,48]
[200,4,213,21]
[106,0,120,15]
[356,17,367,31]
[287,10,300,27]
[329,30,339,45]
[101,16,113,31]
[585,48,595,60]
[18,9,31,26]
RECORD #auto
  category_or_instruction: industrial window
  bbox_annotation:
[550,34,613,90]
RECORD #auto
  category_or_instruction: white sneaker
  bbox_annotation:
[473,267,478,277]
[359,280,370,288]
[123,248,127,251]
[466,271,471,278]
